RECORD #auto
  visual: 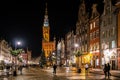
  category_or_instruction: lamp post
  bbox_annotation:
[15,41,22,65]
[12,41,22,76]
[52,51,56,65]
[74,43,82,73]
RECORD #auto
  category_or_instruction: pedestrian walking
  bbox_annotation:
[85,63,89,75]
[53,64,57,74]
[103,64,107,78]
[18,65,23,75]
[107,63,111,78]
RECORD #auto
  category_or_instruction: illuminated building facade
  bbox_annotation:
[0,40,12,65]
[100,0,117,70]
[89,4,100,68]
[56,38,65,66]
[76,0,89,65]
[42,3,56,65]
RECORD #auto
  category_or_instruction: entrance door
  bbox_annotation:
[111,60,115,70]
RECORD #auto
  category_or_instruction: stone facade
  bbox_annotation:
[100,0,117,70]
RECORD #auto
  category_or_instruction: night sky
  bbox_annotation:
[0,0,108,57]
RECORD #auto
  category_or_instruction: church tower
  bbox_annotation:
[42,3,50,42]
[42,3,56,66]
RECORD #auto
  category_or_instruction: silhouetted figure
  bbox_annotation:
[107,63,111,78]
[18,66,23,75]
[53,64,57,74]
[85,63,89,75]
[6,65,10,76]
[13,66,17,76]
[103,64,107,78]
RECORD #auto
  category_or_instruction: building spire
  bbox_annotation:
[91,4,99,19]
[45,3,48,15]
[43,2,49,27]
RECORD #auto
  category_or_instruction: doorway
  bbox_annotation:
[111,60,115,70]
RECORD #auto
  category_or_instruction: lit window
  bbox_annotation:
[94,22,95,28]
[102,32,105,38]
[90,23,92,30]
[112,27,115,36]
[112,40,116,48]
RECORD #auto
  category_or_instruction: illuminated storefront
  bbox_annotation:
[102,48,117,70]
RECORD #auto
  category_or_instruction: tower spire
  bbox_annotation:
[43,2,49,27]
[45,3,48,15]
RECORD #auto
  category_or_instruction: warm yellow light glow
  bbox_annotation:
[82,52,93,64]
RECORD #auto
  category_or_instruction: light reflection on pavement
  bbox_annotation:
[0,67,120,80]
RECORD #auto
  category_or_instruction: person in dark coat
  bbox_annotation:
[107,63,111,78]
[103,64,107,78]
[18,65,23,75]
[53,64,57,74]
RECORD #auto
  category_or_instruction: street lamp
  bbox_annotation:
[17,41,21,46]
[52,52,56,65]
[74,43,79,49]
[15,41,22,49]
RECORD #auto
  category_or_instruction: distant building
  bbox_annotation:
[26,48,32,65]
[65,31,76,66]
[56,38,65,66]
[42,3,56,66]
[20,50,27,66]
[0,39,12,65]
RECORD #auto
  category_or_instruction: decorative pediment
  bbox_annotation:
[90,4,100,19]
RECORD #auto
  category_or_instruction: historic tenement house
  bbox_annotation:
[76,0,89,66]
[89,4,100,68]
[100,0,117,70]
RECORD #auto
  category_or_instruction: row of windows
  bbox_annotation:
[79,28,87,35]
[102,27,115,38]
[90,30,99,40]
[79,44,88,52]
[79,34,87,41]
[43,45,54,49]
[101,40,116,49]
[90,42,99,51]
[45,50,53,56]
[90,19,99,30]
